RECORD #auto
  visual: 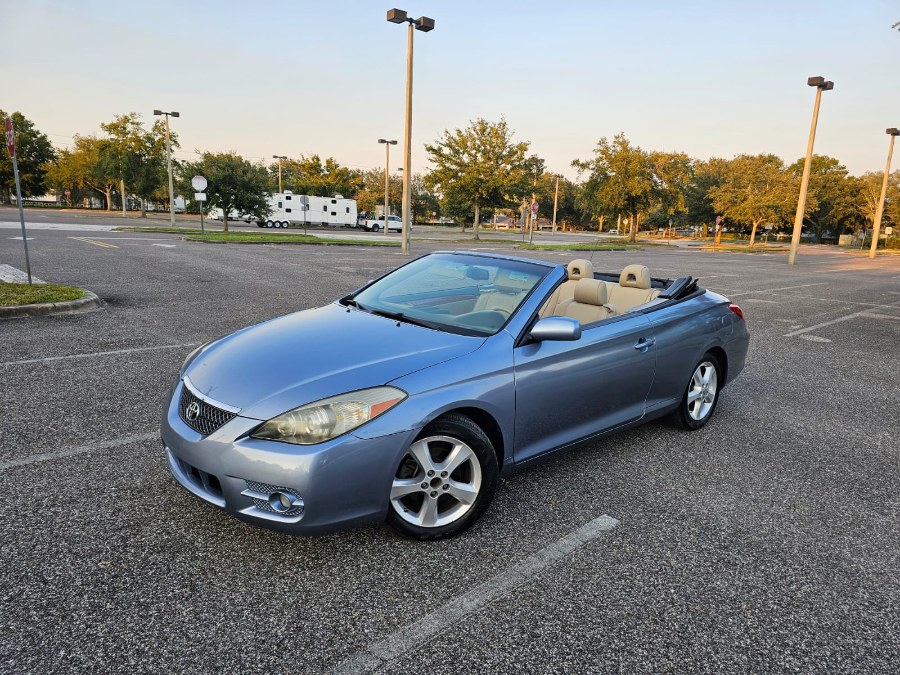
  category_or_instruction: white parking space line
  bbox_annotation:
[784,301,900,337]
[333,514,620,675]
[0,432,158,472]
[0,342,199,368]
[0,264,45,284]
[727,282,828,297]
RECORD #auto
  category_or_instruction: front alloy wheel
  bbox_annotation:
[387,414,498,539]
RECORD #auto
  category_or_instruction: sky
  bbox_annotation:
[1,0,898,181]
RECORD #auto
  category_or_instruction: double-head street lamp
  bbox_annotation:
[272,155,288,193]
[387,8,435,254]
[378,139,398,235]
[788,77,833,265]
[869,127,900,258]
[153,109,179,226]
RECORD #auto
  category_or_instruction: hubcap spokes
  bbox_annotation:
[687,361,718,421]
[391,435,482,528]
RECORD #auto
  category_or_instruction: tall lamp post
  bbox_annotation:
[869,128,900,258]
[551,174,561,233]
[272,155,288,193]
[788,77,833,265]
[378,139,397,235]
[387,8,435,254]
[153,109,179,226]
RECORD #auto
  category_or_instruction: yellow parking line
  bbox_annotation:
[70,237,119,249]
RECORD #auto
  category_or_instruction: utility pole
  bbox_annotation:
[272,155,287,193]
[551,174,560,233]
[869,128,900,258]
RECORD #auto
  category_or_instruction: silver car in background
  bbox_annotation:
[161,252,749,539]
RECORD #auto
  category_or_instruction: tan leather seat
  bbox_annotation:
[539,259,594,317]
[606,264,660,313]
[473,268,533,315]
[554,278,614,324]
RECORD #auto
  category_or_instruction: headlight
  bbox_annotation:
[250,386,407,445]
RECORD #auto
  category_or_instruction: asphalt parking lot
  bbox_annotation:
[1,221,899,673]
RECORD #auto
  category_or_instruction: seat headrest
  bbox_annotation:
[573,278,608,306]
[493,268,537,292]
[566,259,594,281]
[619,264,651,289]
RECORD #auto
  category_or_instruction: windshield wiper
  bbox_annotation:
[368,308,441,330]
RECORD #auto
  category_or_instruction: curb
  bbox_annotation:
[0,291,102,319]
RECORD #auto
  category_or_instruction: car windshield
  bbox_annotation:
[347,253,549,336]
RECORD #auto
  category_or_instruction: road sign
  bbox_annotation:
[299,195,309,206]
[191,175,207,191]
[886,227,894,236]
[531,201,539,214]
[4,117,15,158]
[64,190,71,197]
[194,192,207,201]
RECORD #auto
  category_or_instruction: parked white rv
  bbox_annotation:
[257,192,357,228]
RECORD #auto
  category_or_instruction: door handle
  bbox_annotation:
[634,337,656,351]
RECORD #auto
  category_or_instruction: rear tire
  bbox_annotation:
[386,414,498,540]
[265,220,274,228]
[670,352,722,430]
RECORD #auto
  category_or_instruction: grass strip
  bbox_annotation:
[518,242,641,251]
[0,282,86,307]
[183,232,398,246]
[699,245,788,253]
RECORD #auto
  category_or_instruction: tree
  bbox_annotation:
[97,113,173,216]
[787,155,858,242]
[46,135,117,209]
[648,151,693,226]
[272,155,362,198]
[0,110,55,203]
[707,154,794,245]
[353,167,402,215]
[573,134,656,242]
[855,170,900,235]
[179,152,270,231]
[685,158,729,236]
[424,118,533,240]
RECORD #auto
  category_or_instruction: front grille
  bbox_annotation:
[179,385,236,436]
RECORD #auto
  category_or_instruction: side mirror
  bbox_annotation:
[529,316,582,342]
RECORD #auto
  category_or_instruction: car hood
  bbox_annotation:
[184,303,483,420]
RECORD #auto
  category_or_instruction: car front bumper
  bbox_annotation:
[160,382,418,535]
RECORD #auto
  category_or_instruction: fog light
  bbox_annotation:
[268,490,302,513]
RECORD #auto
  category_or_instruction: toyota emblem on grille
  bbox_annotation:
[185,401,201,421]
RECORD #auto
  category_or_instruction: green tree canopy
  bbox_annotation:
[0,110,55,202]
[424,117,533,239]
[272,155,362,198]
[46,135,117,209]
[180,152,270,230]
[98,113,174,214]
[573,134,656,241]
[707,154,795,245]
[787,155,858,242]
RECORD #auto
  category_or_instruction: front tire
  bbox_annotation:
[671,353,721,430]
[387,414,498,540]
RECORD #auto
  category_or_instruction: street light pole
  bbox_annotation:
[378,139,397,235]
[788,77,833,265]
[869,128,900,259]
[552,174,560,233]
[387,8,435,254]
[272,155,287,193]
[153,109,180,227]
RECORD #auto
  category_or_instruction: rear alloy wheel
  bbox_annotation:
[671,353,721,430]
[387,414,498,540]
[265,220,274,228]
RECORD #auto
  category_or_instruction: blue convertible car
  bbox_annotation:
[161,252,749,539]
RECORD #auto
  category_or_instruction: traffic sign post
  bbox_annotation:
[5,116,33,284]
[191,176,207,233]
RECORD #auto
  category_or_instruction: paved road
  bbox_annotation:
[1,224,899,673]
